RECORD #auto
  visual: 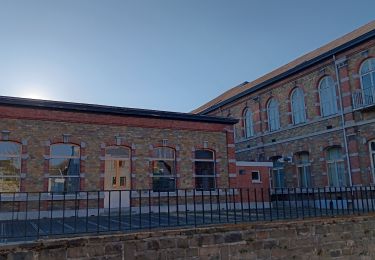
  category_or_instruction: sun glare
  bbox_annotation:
[18,86,50,100]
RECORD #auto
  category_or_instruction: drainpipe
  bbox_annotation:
[333,54,353,187]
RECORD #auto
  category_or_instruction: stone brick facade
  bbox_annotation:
[0,98,237,193]
[2,214,375,259]
[196,24,375,189]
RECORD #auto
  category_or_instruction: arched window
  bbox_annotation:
[319,76,338,116]
[267,99,280,131]
[49,143,80,193]
[360,58,375,105]
[243,108,254,138]
[326,147,348,187]
[296,152,311,188]
[0,141,21,192]
[291,88,306,124]
[104,146,131,190]
[194,150,215,190]
[152,147,176,192]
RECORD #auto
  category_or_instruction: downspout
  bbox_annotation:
[333,54,353,187]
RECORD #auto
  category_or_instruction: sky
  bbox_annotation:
[0,1,374,112]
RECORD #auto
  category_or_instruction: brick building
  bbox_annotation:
[193,21,375,189]
[0,96,238,203]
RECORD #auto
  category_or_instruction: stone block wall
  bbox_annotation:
[2,214,375,259]
[0,104,235,192]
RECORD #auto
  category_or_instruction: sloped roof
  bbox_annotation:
[193,20,375,114]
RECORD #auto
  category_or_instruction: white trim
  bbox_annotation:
[236,161,273,167]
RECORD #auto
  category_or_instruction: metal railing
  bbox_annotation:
[352,87,375,110]
[1,187,375,244]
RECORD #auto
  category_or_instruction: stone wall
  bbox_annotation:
[2,214,375,259]
[0,104,235,192]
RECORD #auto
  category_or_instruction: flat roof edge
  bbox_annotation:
[0,96,238,125]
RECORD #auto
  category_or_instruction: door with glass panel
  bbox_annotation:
[370,141,375,183]
[104,146,131,209]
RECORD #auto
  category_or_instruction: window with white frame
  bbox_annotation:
[195,150,216,190]
[152,147,176,192]
[326,147,348,187]
[49,143,80,193]
[271,156,285,188]
[243,108,254,138]
[251,171,261,183]
[105,146,131,190]
[267,98,280,131]
[296,152,312,188]
[369,140,375,184]
[319,76,338,116]
[291,88,306,124]
[0,141,21,192]
[360,58,375,105]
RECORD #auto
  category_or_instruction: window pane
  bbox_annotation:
[320,77,337,116]
[105,147,130,158]
[195,161,215,176]
[292,89,305,124]
[328,163,338,186]
[153,147,174,159]
[361,60,370,74]
[152,177,176,192]
[48,177,80,193]
[195,150,213,160]
[51,144,80,157]
[336,161,347,186]
[0,177,20,192]
[268,99,280,131]
[152,160,175,175]
[244,109,253,137]
[327,148,341,160]
[371,142,375,151]
[195,177,215,190]
[251,171,260,181]
[0,157,21,176]
[49,158,80,176]
[0,142,21,156]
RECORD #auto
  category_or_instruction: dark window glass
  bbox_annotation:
[51,144,80,157]
[105,147,130,158]
[195,161,215,176]
[251,171,260,181]
[195,150,213,160]
[152,147,176,192]
[195,177,215,191]
[49,144,80,193]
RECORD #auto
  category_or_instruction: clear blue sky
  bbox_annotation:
[0,1,374,112]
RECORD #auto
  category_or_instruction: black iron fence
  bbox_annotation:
[0,187,374,244]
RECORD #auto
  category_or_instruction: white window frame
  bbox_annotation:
[296,153,312,188]
[194,150,216,190]
[105,146,131,189]
[319,76,338,117]
[360,58,375,105]
[48,143,81,193]
[267,99,280,132]
[0,141,21,192]
[369,140,375,184]
[151,147,177,192]
[243,108,254,138]
[251,171,261,183]
[326,148,347,187]
[291,88,306,125]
